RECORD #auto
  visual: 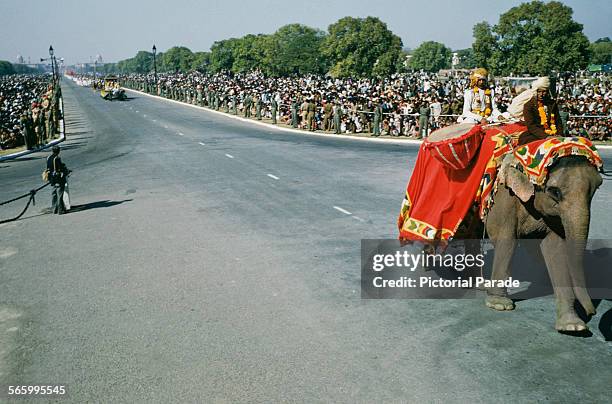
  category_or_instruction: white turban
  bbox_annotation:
[531,77,550,90]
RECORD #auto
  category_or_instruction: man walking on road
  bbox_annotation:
[46,145,71,215]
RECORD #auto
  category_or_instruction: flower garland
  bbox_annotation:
[538,101,557,135]
[472,87,492,117]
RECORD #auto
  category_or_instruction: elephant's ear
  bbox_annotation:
[498,154,534,202]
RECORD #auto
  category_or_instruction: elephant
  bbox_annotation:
[483,154,603,332]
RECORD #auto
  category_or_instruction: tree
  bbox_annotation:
[209,38,240,73]
[0,60,15,75]
[264,24,327,76]
[409,41,451,72]
[161,46,194,72]
[232,34,269,73]
[590,37,612,65]
[455,48,477,69]
[472,22,498,70]
[321,16,403,77]
[472,1,591,75]
[191,52,211,72]
[117,51,155,74]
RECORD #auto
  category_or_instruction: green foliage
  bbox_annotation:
[265,24,327,76]
[455,48,477,69]
[232,34,268,73]
[409,41,451,72]
[161,46,194,72]
[472,22,497,70]
[116,51,155,74]
[209,38,240,73]
[321,16,403,77]
[191,52,211,72]
[472,1,591,75]
[0,60,16,75]
[590,37,612,65]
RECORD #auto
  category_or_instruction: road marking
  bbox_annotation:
[333,206,352,215]
[225,153,234,159]
[178,132,184,136]
[143,114,147,117]
[198,142,206,146]
[352,216,365,222]
[164,125,169,129]
[267,174,279,180]
[152,119,157,122]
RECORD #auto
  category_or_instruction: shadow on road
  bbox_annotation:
[69,199,133,213]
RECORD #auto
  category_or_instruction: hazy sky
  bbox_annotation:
[1,0,610,65]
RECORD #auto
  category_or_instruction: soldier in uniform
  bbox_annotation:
[418,101,430,139]
[372,99,382,136]
[231,93,237,115]
[255,94,262,120]
[271,97,278,124]
[306,98,316,131]
[323,100,333,131]
[244,93,252,118]
[290,98,298,128]
[333,101,342,134]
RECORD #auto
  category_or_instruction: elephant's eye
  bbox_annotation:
[547,186,562,202]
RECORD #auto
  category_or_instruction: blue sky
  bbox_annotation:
[0,0,610,64]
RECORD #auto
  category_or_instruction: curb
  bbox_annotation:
[124,88,423,147]
[0,96,66,162]
[126,88,612,151]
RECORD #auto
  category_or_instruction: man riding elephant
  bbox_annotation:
[459,68,501,124]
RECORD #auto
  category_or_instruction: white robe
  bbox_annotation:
[458,88,501,123]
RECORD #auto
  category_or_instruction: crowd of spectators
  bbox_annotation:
[115,70,610,141]
[0,74,61,151]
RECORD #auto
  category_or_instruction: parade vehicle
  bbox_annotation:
[100,75,127,101]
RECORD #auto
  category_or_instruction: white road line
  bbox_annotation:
[152,119,157,122]
[352,216,365,222]
[164,125,169,129]
[198,142,206,146]
[267,174,279,180]
[225,153,234,159]
[333,206,352,215]
[143,114,147,117]
[178,132,184,136]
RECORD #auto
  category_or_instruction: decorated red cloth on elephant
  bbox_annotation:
[398,126,603,243]
[398,123,525,242]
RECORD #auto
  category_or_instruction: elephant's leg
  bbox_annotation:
[485,238,516,311]
[540,232,587,332]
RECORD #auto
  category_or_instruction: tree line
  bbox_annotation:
[110,1,607,78]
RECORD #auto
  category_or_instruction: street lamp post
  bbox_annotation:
[152,44,158,91]
[49,45,56,83]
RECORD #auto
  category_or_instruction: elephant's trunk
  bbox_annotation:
[563,211,595,315]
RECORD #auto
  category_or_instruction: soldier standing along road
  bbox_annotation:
[231,94,237,115]
[418,102,430,139]
[323,101,333,131]
[333,102,342,134]
[255,94,262,120]
[373,100,382,136]
[290,99,298,128]
[20,113,35,150]
[244,93,252,118]
[306,98,316,131]
[271,97,278,124]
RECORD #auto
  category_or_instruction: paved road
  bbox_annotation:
[1,80,611,403]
